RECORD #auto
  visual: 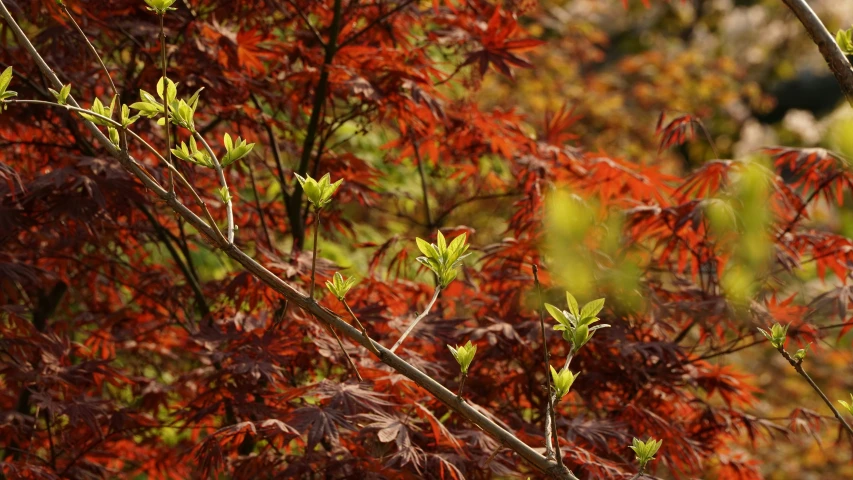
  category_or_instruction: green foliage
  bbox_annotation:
[144,0,177,14]
[0,67,16,105]
[448,340,477,374]
[758,323,788,349]
[793,344,810,361]
[79,96,116,127]
[836,27,853,55]
[839,394,853,416]
[545,292,609,352]
[221,133,255,167]
[130,78,203,132]
[325,272,357,300]
[415,231,470,288]
[294,172,343,209]
[550,365,579,400]
[217,186,232,204]
[171,137,213,167]
[49,84,71,106]
[630,437,663,470]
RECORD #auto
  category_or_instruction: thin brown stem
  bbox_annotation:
[247,160,273,250]
[412,132,433,228]
[777,347,853,439]
[533,265,556,461]
[310,209,320,299]
[457,372,468,399]
[325,322,363,381]
[62,5,117,96]
[342,299,380,356]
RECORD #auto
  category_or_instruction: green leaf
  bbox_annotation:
[565,292,579,318]
[448,340,477,374]
[0,67,12,93]
[50,83,71,105]
[580,298,605,320]
[544,303,571,328]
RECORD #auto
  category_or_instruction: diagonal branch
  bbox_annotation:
[781,0,853,106]
[0,3,577,477]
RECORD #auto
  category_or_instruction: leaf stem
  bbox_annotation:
[342,299,380,356]
[389,285,441,353]
[159,13,174,194]
[61,5,117,96]
[194,131,235,243]
[457,372,467,400]
[325,322,362,381]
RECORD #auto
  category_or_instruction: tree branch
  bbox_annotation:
[781,0,853,106]
[0,4,577,477]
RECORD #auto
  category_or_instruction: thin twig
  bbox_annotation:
[337,0,416,49]
[247,159,274,250]
[309,209,321,299]
[324,322,363,381]
[777,346,853,439]
[411,132,433,228]
[780,0,853,106]
[194,131,235,243]
[342,299,381,356]
[1,4,578,477]
[533,265,556,461]
[457,372,468,400]
[389,285,441,353]
[158,13,174,194]
[61,5,117,96]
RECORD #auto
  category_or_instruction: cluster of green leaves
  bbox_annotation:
[80,95,140,146]
[630,437,663,471]
[221,134,254,167]
[545,292,609,353]
[415,231,470,289]
[131,77,202,132]
[326,272,357,300]
[836,26,853,55]
[757,323,788,349]
[171,137,212,167]
[49,84,71,106]
[295,173,344,209]
[448,341,477,374]
[550,365,579,400]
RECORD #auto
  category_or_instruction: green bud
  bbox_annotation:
[550,365,579,400]
[325,272,358,300]
[415,231,471,288]
[0,67,16,103]
[629,437,663,470]
[49,83,71,105]
[294,172,343,209]
[448,340,477,374]
[757,323,788,349]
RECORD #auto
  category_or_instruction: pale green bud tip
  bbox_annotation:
[415,231,471,288]
[758,323,788,349]
[448,340,477,373]
[294,172,344,209]
[629,437,663,468]
[550,365,579,400]
[325,272,357,300]
[839,394,853,416]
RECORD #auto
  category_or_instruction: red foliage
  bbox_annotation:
[0,0,851,479]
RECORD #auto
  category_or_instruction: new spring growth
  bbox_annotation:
[757,323,788,349]
[49,84,71,106]
[545,292,610,353]
[448,341,477,374]
[294,173,344,209]
[793,343,810,362]
[836,26,853,55]
[0,67,16,112]
[550,365,579,400]
[839,394,853,416]
[415,231,471,289]
[630,437,663,471]
[326,272,357,300]
[130,77,203,131]
[144,0,177,14]
[221,133,255,167]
